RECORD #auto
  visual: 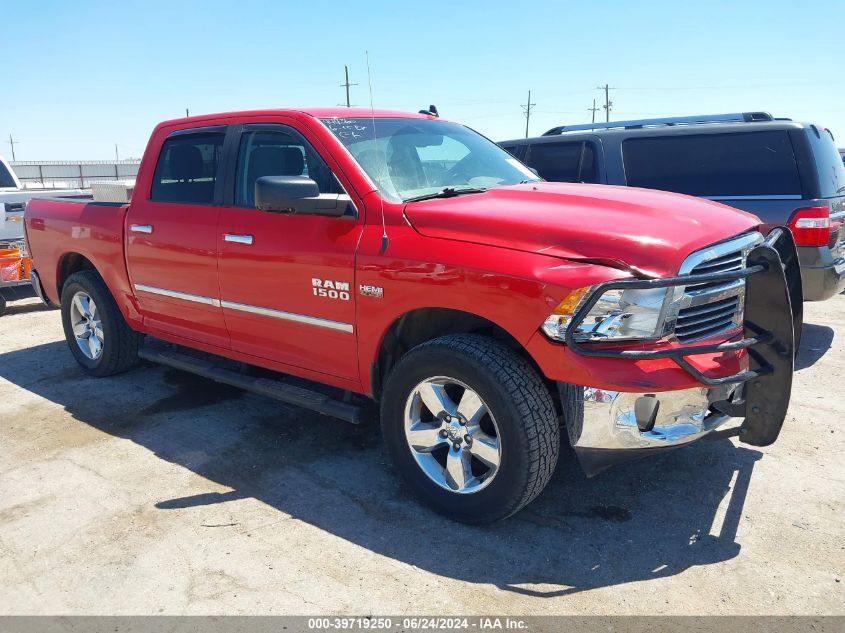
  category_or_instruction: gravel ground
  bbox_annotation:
[0,294,842,615]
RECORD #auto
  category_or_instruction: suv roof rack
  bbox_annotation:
[542,112,774,136]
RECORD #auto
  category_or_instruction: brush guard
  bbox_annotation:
[564,228,801,447]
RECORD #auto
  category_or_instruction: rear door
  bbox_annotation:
[125,126,229,348]
[216,121,363,380]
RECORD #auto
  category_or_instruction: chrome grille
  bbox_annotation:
[683,251,744,292]
[675,296,740,342]
[672,233,761,344]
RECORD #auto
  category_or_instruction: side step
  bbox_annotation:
[138,347,367,424]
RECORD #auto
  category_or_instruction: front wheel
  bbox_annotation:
[60,271,143,377]
[380,334,560,524]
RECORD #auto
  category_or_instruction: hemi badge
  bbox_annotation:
[359,284,384,299]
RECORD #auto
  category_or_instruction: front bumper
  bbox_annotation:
[561,228,800,476]
[560,383,739,475]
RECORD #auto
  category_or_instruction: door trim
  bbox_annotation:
[135,283,221,307]
[132,283,354,333]
[220,299,354,333]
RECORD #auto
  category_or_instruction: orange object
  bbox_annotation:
[0,248,23,282]
[20,256,32,281]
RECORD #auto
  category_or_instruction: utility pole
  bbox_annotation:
[7,134,17,161]
[521,90,536,138]
[588,98,600,125]
[596,84,615,122]
[341,65,357,108]
[185,108,190,117]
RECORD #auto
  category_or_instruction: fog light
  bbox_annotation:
[634,394,660,432]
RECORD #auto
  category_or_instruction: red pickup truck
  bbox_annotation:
[25,108,801,523]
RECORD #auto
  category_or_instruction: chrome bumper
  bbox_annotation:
[30,269,51,306]
[560,383,740,476]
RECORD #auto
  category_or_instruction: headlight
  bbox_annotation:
[542,286,670,342]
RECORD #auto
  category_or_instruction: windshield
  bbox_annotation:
[321,117,538,202]
[0,161,17,188]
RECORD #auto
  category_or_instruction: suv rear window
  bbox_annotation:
[525,141,597,183]
[807,128,845,198]
[151,131,226,204]
[622,131,802,197]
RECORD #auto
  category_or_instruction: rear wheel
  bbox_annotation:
[60,271,143,377]
[380,334,559,524]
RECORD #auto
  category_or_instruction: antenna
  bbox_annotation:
[366,50,389,254]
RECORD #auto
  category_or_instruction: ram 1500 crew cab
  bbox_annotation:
[25,108,801,523]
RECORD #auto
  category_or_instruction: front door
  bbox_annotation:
[216,123,363,380]
[125,126,229,349]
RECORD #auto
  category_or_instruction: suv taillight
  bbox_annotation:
[788,206,830,247]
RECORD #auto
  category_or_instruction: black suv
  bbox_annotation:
[501,113,845,301]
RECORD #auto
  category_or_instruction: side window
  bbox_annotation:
[235,128,341,208]
[622,132,802,197]
[150,131,225,204]
[0,161,17,188]
[525,141,597,183]
[501,144,526,161]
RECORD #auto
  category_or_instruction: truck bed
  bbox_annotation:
[24,197,131,308]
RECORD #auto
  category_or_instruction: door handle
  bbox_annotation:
[130,224,153,234]
[224,234,254,245]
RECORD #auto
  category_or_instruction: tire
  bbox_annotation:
[60,270,143,377]
[0,293,6,317]
[380,334,559,524]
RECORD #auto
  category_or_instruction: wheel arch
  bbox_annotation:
[369,306,551,402]
[56,252,98,295]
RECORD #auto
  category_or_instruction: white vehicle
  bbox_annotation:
[1,154,84,314]
[1,154,83,242]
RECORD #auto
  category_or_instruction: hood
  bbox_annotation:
[403,183,760,277]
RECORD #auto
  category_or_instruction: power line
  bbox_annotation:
[596,84,616,122]
[341,65,357,108]
[521,90,536,138]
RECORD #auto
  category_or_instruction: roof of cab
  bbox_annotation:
[157,107,440,128]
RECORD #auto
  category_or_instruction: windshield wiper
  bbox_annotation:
[403,186,487,203]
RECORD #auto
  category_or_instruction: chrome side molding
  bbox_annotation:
[132,284,354,333]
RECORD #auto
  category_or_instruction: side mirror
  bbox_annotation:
[255,176,350,217]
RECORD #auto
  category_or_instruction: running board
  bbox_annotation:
[138,347,366,424]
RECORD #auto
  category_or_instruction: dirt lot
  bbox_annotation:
[0,293,843,615]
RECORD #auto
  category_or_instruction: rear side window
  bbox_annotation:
[502,144,526,161]
[807,128,845,198]
[151,131,226,204]
[524,141,597,183]
[622,131,802,197]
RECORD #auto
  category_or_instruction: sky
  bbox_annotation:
[2,0,844,161]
